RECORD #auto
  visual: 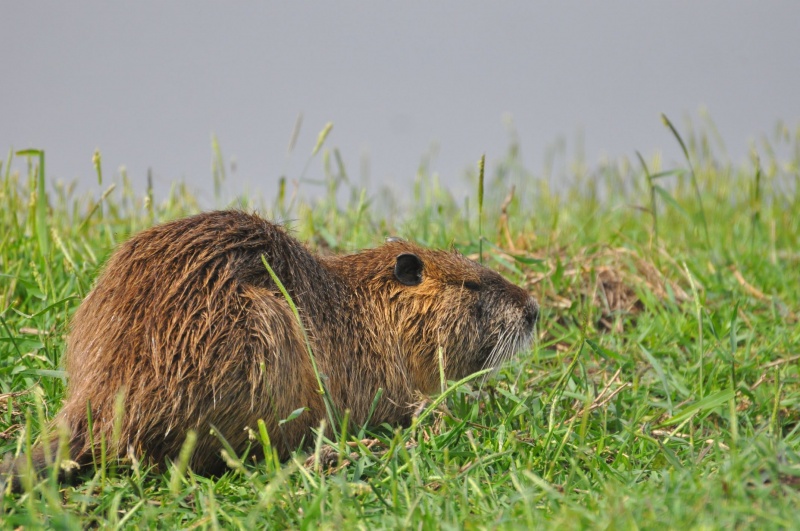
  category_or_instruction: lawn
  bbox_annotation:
[1,120,799,529]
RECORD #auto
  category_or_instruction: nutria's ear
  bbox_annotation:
[394,253,423,286]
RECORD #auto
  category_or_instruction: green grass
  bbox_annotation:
[1,120,799,529]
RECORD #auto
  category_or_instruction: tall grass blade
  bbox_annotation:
[17,149,49,257]
[287,112,304,156]
[261,255,339,433]
[211,135,226,199]
[661,113,711,250]
[478,154,485,264]
[312,122,333,157]
[92,149,103,186]
[636,151,658,251]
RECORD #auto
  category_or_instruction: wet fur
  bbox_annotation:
[3,210,538,485]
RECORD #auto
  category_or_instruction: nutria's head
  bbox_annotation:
[338,240,539,393]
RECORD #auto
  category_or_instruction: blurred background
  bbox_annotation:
[3,1,799,204]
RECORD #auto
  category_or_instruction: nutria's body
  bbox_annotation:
[7,210,538,481]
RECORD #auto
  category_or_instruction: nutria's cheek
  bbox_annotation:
[523,297,539,331]
[474,299,484,321]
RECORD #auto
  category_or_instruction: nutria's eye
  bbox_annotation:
[464,281,481,292]
[394,253,423,286]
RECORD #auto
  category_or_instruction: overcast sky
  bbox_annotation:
[4,2,799,203]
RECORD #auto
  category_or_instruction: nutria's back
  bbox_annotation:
[9,210,539,481]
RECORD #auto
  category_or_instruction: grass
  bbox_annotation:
[1,119,799,529]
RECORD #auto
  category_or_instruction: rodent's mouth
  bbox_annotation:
[478,321,535,374]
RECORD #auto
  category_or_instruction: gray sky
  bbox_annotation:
[4,2,799,203]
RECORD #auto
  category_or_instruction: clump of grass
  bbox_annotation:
[1,119,799,528]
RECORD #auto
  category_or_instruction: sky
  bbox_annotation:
[3,2,799,204]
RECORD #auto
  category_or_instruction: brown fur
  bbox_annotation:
[4,210,538,485]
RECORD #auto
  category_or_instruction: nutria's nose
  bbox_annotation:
[523,298,539,330]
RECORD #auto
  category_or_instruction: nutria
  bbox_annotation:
[4,210,538,486]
